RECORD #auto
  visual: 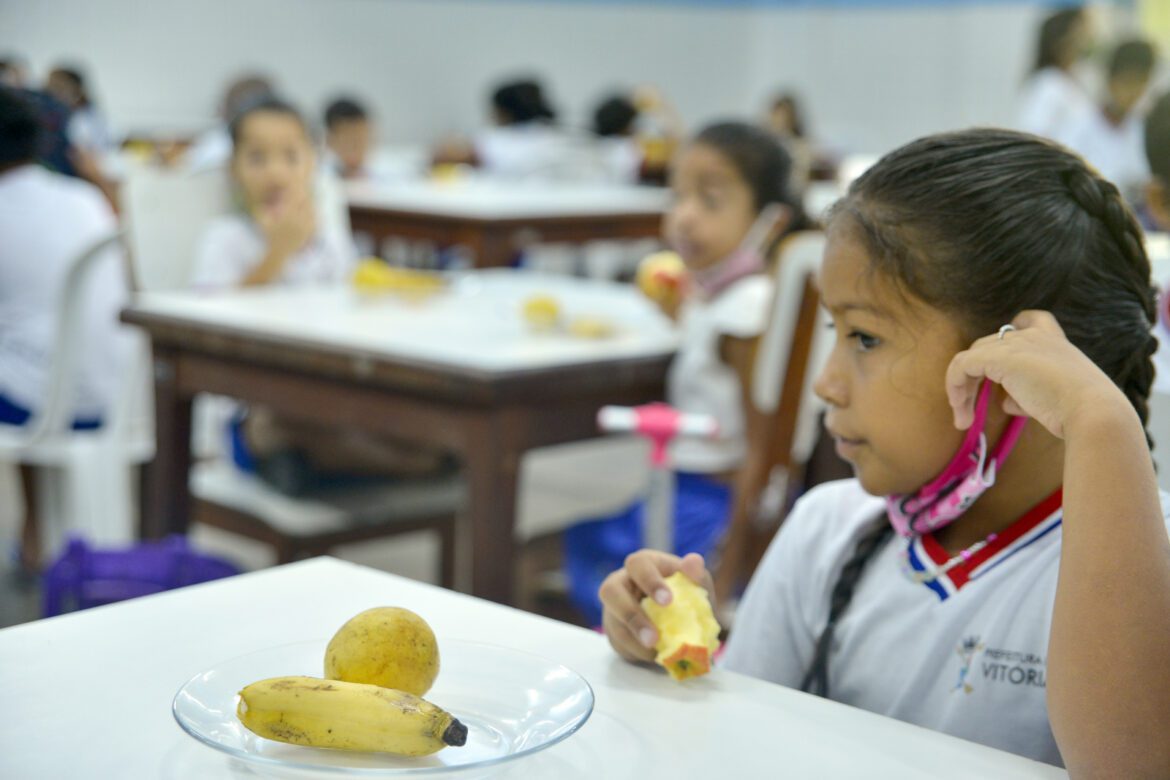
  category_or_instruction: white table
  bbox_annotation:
[345,180,670,268]
[0,558,1067,779]
[122,273,677,602]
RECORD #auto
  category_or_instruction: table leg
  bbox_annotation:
[141,349,193,539]
[461,410,522,603]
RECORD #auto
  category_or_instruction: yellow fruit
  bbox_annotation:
[352,259,445,297]
[567,316,615,339]
[640,572,721,681]
[325,607,439,696]
[237,676,466,756]
[522,294,562,331]
[636,252,688,303]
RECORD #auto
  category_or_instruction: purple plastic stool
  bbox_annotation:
[43,535,240,617]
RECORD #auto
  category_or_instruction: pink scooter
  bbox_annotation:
[597,403,719,554]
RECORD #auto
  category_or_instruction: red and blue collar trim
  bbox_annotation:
[906,489,1063,601]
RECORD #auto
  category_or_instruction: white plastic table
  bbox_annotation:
[345,180,670,268]
[123,272,678,602]
[0,558,1068,779]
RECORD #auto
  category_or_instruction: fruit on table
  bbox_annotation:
[640,571,721,681]
[325,607,440,696]
[522,294,562,331]
[237,676,467,756]
[352,259,445,296]
[636,251,688,302]
[568,316,615,339]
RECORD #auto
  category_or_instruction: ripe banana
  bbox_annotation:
[237,676,468,756]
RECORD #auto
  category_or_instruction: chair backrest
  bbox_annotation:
[715,231,828,606]
[17,230,127,448]
[752,230,830,464]
[120,163,232,291]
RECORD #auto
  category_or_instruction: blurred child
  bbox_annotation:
[191,97,448,492]
[473,77,566,178]
[591,94,641,183]
[324,97,373,180]
[46,65,113,160]
[1018,7,1094,142]
[1063,38,1157,205]
[0,87,129,569]
[765,91,813,191]
[186,73,274,171]
[563,122,806,622]
[601,128,1170,774]
[0,56,28,88]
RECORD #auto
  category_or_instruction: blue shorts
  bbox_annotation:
[0,392,102,431]
[562,472,732,626]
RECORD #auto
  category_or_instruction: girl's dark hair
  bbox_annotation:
[693,121,808,231]
[1034,8,1085,72]
[491,79,556,125]
[594,95,638,137]
[801,519,892,698]
[832,128,1156,447]
[0,86,41,166]
[802,127,1157,700]
[228,96,312,148]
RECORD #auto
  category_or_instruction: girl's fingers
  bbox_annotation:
[602,610,656,663]
[679,552,714,593]
[598,569,660,651]
[626,551,679,607]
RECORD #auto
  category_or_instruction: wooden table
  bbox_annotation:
[345,179,670,268]
[123,271,677,603]
[0,558,1069,778]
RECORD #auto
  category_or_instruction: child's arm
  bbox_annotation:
[947,311,1170,779]
[241,195,316,287]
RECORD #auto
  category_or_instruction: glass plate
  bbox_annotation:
[173,639,594,777]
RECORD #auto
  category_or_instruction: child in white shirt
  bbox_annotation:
[191,98,445,493]
[0,87,129,569]
[601,129,1170,774]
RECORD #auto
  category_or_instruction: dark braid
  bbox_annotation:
[1060,167,1158,449]
[801,519,893,698]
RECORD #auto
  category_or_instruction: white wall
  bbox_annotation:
[1,0,1058,155]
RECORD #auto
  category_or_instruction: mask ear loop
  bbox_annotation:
[691,203,786,297]
[898,381,994,517]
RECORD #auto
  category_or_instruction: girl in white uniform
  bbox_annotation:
[563,122,805,624]
[600,129,1170,775]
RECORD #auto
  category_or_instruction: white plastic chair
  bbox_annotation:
[0,230,155,558]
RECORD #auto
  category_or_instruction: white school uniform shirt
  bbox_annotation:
[1017,67,1095,144]
[667,274,774,473]
[1061,107,1149,204]
[0,164,129,418]
[722,478,1170,766]
[190,212,356,289]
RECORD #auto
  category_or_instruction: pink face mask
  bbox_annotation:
[886,382,1027,538]
[691,204,785,299]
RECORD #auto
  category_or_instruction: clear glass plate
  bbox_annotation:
[173,639,594,778]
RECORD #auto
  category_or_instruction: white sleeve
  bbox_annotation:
[711,275,774,339]
[719,489,822,687]
[190,217,253,289]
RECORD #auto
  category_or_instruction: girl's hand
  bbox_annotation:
[257,194,316,258]
[945,310,1131,439]
[598,550,714,663]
